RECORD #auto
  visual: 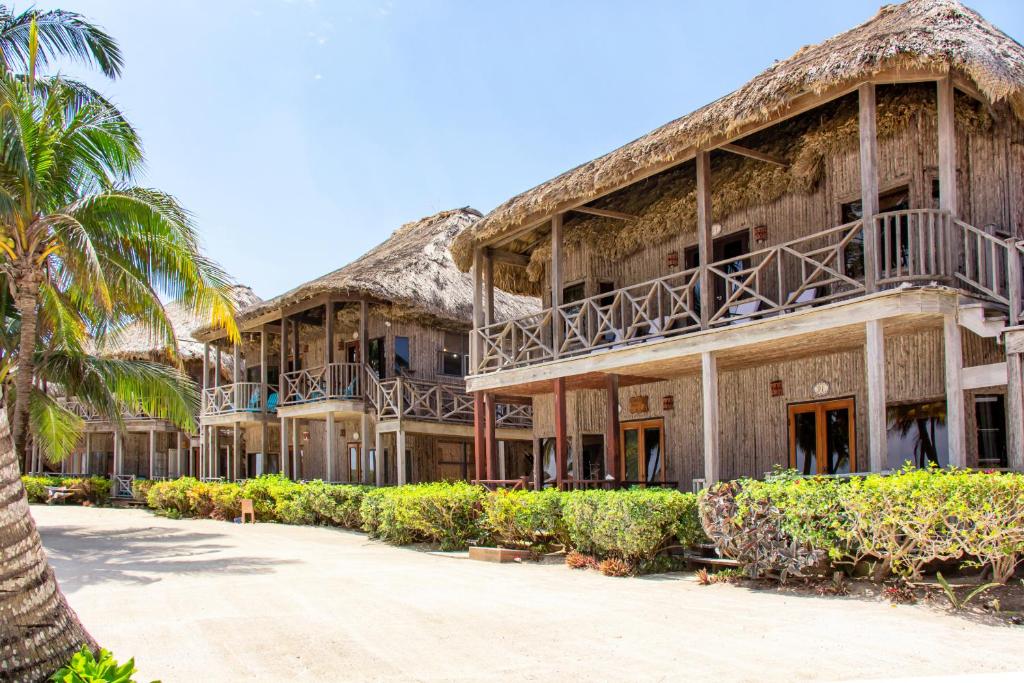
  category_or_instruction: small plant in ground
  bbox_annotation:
[695,568,712,585]
[598,557,632,577]
[565,551,596,570]
[882,581,916,605]
[935,572,1000,611]
[50,646,154,683]
[816,572,850,596]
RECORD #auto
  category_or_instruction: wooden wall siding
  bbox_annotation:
[538,92,1019,306]
[528,329,1006,488]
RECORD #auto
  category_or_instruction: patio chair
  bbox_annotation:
[728,300,761,324]
[787,287,819,312]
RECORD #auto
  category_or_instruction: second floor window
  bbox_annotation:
[440,332,468,376]
[394,336,411,375]
[368,337,385,378]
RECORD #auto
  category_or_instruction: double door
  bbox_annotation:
[788,398,856,475]
[620,419,665,484]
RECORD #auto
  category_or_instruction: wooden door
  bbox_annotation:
[619,419,665,484]
[435,441,467,482]
[788,398,856,475]
[345,341,359,364]
[347,442,361,482]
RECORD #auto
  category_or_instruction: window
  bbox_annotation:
[886,400,947,469]
[394,336,410,375]
[541,437,573,484]
[348,443,361,482]
[840,186,910,278]
[620,419,665,484]
[789,399,856,475]
[368,337,385,378]
[440,331,469,376]
[975,395,1007,469]
[560,282,587,321]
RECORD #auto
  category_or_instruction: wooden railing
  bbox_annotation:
[202,382,266,415]
[364,366,532,428]
[473,209,1024,373]
[280,362,362,406]
[59,398,163,422]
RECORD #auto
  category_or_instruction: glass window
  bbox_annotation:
[620,419,664,484]
[541,437,573,484]
[368,337,385,378]
[441,332,468,376]
[886,400,948,469]
[644,427,662,482]
[789,399,856,475]
[792,410,818,475]
[348,445,361,482]
[975,395,1007,469]
[581,435,604,481]
[394,336,411,375]
[623,429,639,482]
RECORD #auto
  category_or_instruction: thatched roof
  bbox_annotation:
[451,0,1024,279]
[101,286,261,361]
[228,207,538,332]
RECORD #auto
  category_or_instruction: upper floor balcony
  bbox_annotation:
[60,398,179,427]
[201,381,276,421]
[472,209,1024,375]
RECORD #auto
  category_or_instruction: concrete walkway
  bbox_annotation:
[33,505,1024,682]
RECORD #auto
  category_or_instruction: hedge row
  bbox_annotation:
[22,475,111,506]
[145,476,704,562]
[700,467,1024,583]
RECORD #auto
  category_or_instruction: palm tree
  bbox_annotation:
[0,6,122,77]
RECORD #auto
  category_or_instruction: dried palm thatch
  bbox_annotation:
[229,208,537,333]
[451,0,1024,290]
[99,286,260,361]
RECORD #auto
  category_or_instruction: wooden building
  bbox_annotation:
[451,0,1024,491]
[49,286,260,490]
[195,208,536,484]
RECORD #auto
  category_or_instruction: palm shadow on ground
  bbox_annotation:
[37,522,299,593]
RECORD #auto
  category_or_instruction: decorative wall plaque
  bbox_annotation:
[629,395,649,413]
[770,379,784,397]
[812,380,831,397]
[662,395,674,410]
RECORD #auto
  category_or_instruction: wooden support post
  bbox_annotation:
[176,431,183,479]
[113,429,123,476]
[215,346,222,388]
[937,76,957,216]
[473,391,485,482]
[360,413,370,484]
[554,377,568,489]
[858,83,879,292]
[944,315,966,467]
[498,440,506,481]
[865,320,887,472]
[1009,244,1022,327]
[326,412,336,483]
[233,422,241,481]
[484,249,495,326]
[292,319,300,374]
[396,429,407,485]
[233,341,240,385]
[359,299,370,481]
[471,248,483,373]
[532,438,542,491]
[291,418,300,480]
[212,427,220,478]
[551,214,564,357]
[701,352,720,483]
[605,374,620,485]
[374,427,383,487]
[148,429,156,479]
[260,325,268,412]
[280,417,290,478]
[484,393,497,480]
[696,150,713,328]
[279,314,289,476]
[1006,351,1024,471]
[259,420,268,476]
[84,432,92,476]
[325,301,334,366]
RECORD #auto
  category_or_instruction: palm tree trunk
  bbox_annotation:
[0,394,96,681]
[12,277,40,467]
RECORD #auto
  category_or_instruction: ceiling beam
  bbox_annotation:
[486,248,529,267]
[571,206,637,221]
[719,143,788,167]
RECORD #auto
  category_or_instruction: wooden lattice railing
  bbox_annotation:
[280,362,362,406]
[59,398,164,422]
[202,382,265,415]
[473,209,1024,373]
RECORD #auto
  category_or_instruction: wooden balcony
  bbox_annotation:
[202,382,272,417]
[280,362,362,406]
[474,210,1024,375]
[59,398,170,425]
[365,372,532,428]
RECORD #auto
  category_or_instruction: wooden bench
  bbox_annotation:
[45,486,74,505]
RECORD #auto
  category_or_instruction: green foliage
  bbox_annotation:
[562,488,703,563]
[360,482,486,551]
[700,468,1024,582]
[935,572,1000,610]
[479,489,567,550]
[22,475,110,505]
[49,646,151,683]
[131,479,156,502]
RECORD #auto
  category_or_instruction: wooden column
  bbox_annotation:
[291,418,300,480]
[84,432,92,475]
[113,429,123,476]
[233,422,241,481]
[858,83,879,292]
[212,427,220,478]
[396,429,407,485]
[279,315,289,476]
[696,150,713,328]
[554,377,568,489]
[532,438,542,491]
[360,413,370,484]
[148,429,156,479]
[201,342,209,469]
[233,341,240,385]
[325,301,334,366]
[484,393,497,480]
[937,76,957,216]
[176,431,183,478]
[374,427,383,487]
[497,440,506,481]
[215,346,222,388]
[326,412,336,483]
[1006,348,1024,471]
[943,315,966,467]
[701,352,720,483]
[473,392,485,482]
[605,374,620,485]
[259,325,268,411]
[551,214,564,357]
[292,319,300,373]
[359,299,371,481]
[865,320,887,472]
[471,248,483,372]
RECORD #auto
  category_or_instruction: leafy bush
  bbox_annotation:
[299,482,370,528]
[131,479,156,502]
[22,475,111,506]
[700,468,1024,582]
[50,646,151,683]
[360,482,486,550]
[146,478,196,516]
[562,488,703,563]
[598,557,632,577]
[479,489,567,550]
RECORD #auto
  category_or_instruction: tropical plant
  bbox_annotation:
[0,7,122,78]
[934,572,1000,611]
[49,646,147,683]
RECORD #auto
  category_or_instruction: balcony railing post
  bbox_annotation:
[1009,237,1022,326]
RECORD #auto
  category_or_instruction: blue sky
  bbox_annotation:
[55,0,1024,299]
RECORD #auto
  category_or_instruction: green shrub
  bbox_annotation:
[361,482,485,550]
[562,488,702,563]
[241,474,302,521]
[147,478,196,516]
[479,489,567,550]
[300,482,370,528]
[22,475,61,503]
[210,483,242,520]
[49,646,150,683]
[131,479,156,502]
[22,475,111,505]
